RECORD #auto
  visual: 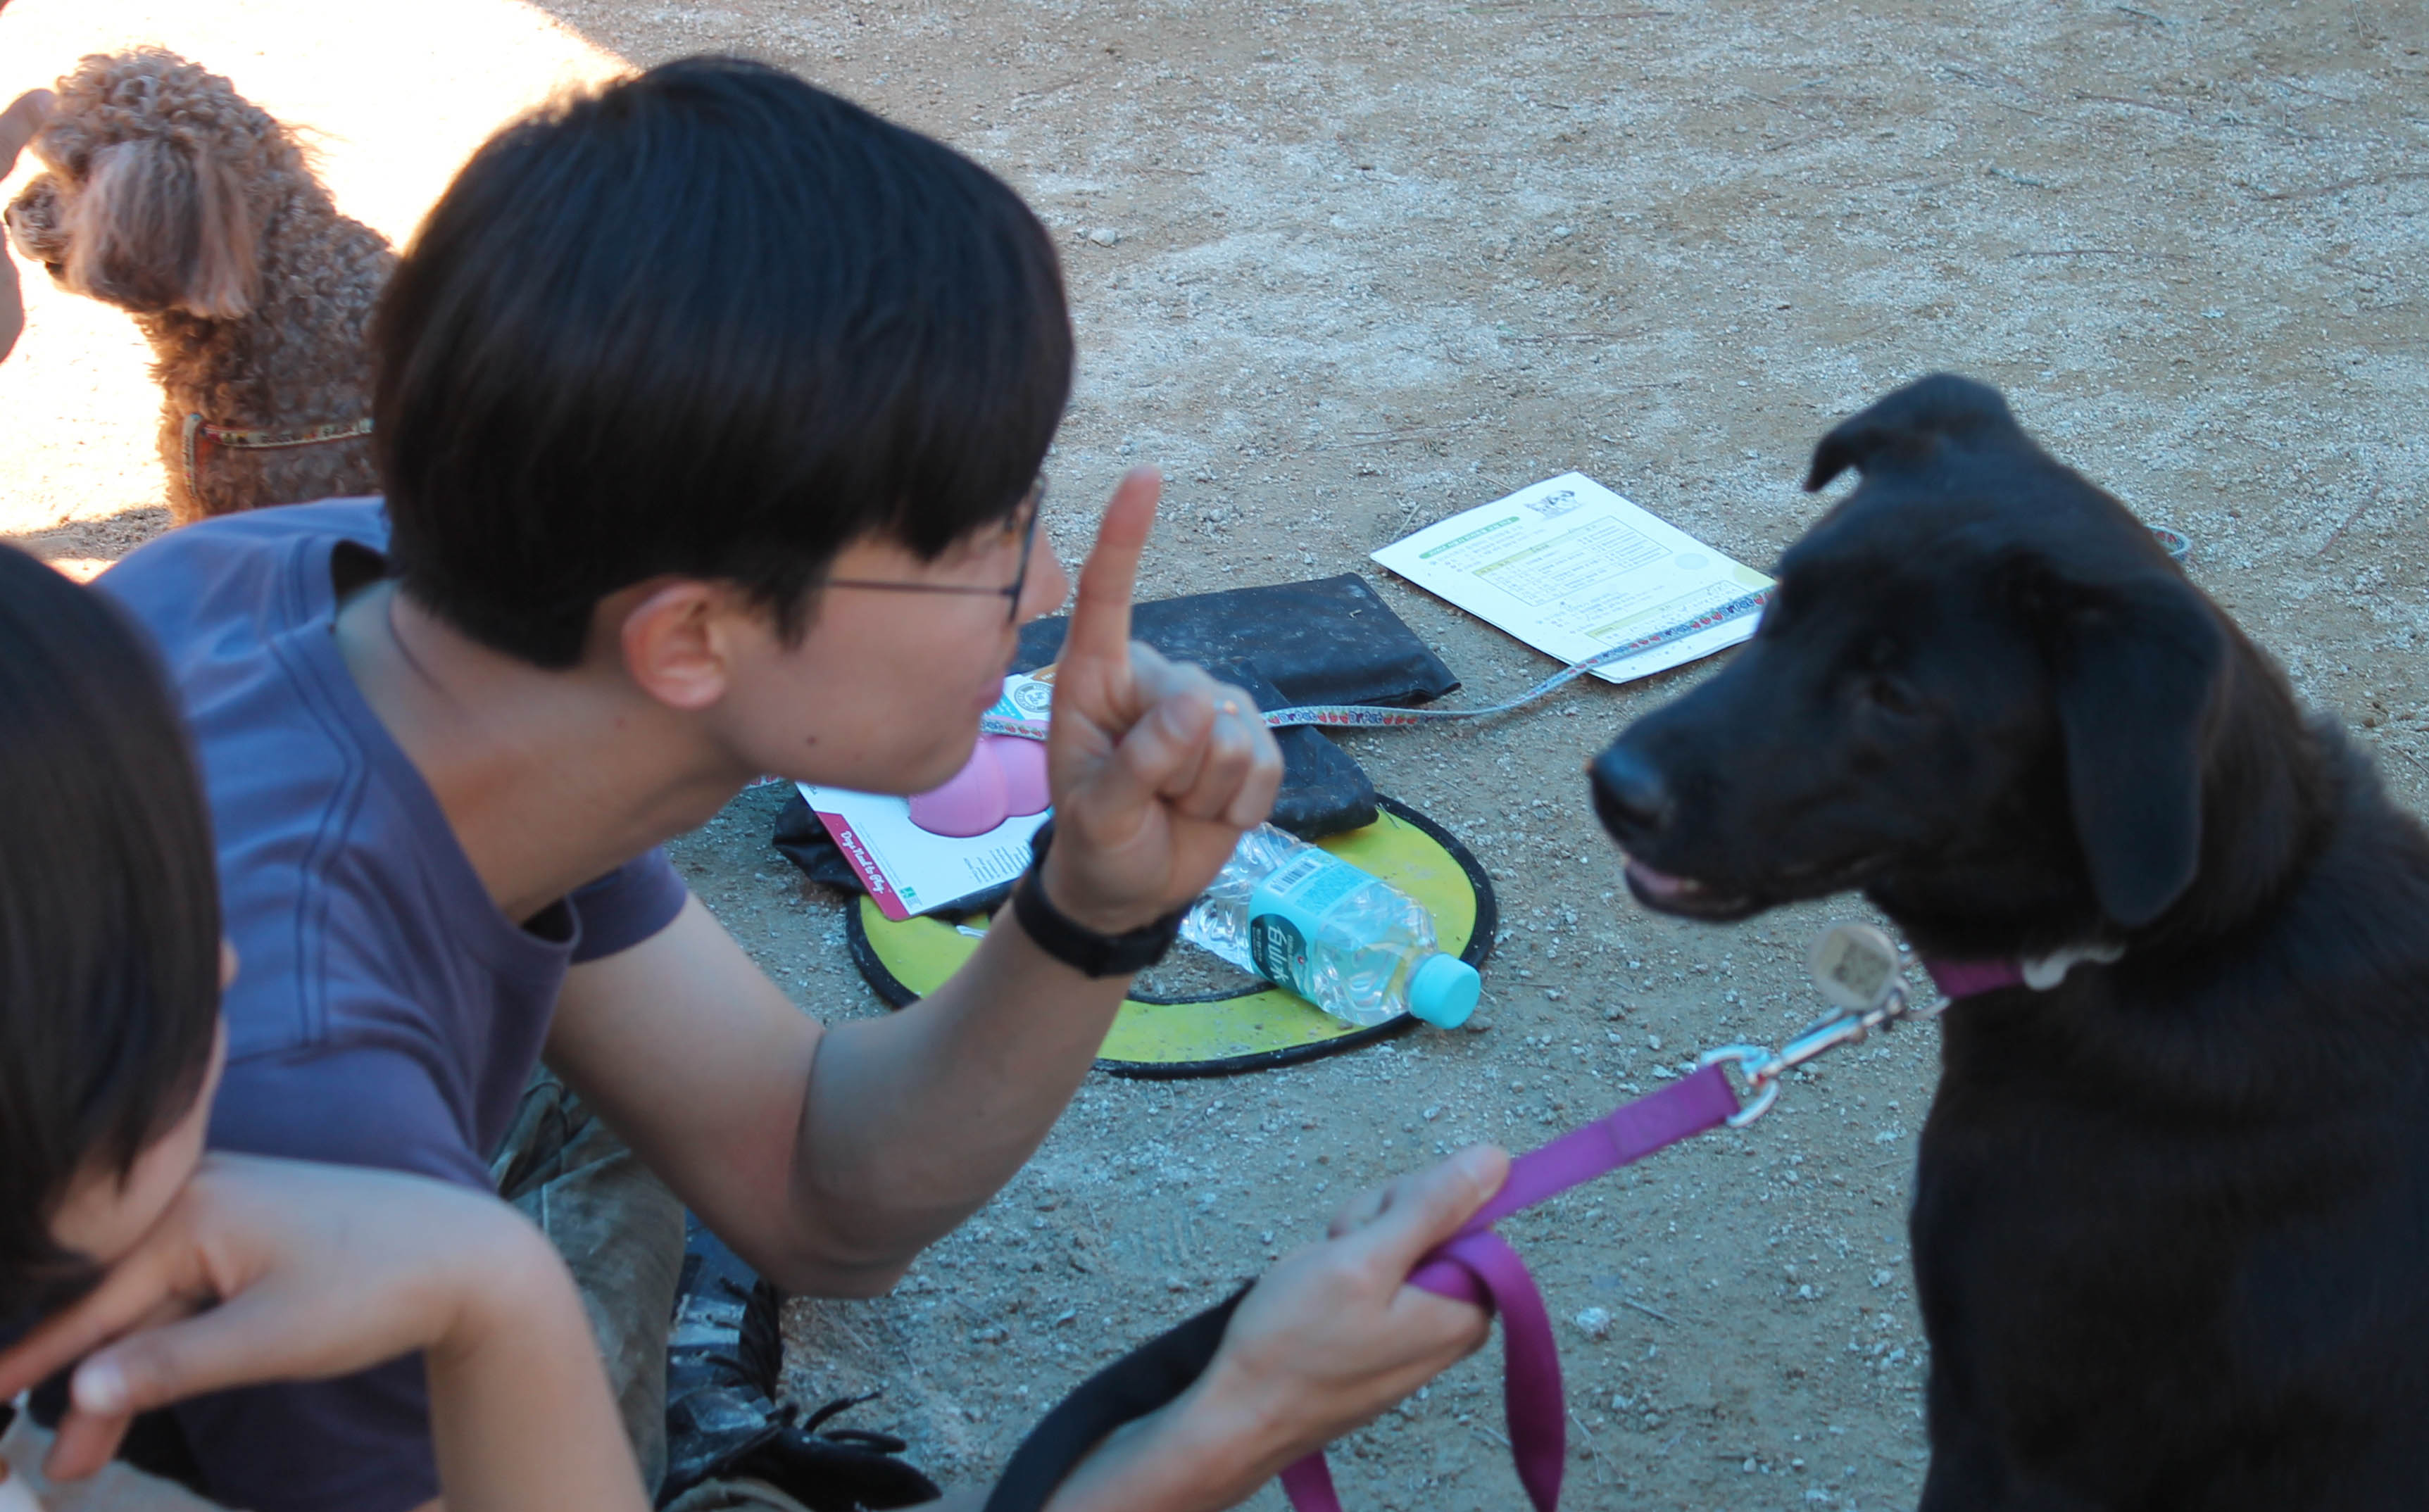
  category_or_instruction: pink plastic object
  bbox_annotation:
[908,736,1053,838]
[995,734,1050,816]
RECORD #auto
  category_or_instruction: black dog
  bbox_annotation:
[1593,374,2429,1510]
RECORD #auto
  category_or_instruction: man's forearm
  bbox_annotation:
[782,912,1131,1292]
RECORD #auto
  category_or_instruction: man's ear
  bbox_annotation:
[2045,572,2227,929]
[616,581,734,712]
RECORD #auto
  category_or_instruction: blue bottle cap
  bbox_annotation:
[1407,953,1481,1028]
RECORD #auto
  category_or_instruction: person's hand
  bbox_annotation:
[1040,468,1285,933]
[1022,1147,1510,1512]
[0,1153,577,1482]
[0,87,54,365]
[0,89,49,175]
[1187,1145,1511,1475]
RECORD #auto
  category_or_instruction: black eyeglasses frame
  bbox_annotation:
[820,479,1048,625]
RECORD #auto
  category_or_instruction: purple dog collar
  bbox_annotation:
[1278,1065,1745,1512]
[1920,955,2025,998]
[1921,940,2125,1000]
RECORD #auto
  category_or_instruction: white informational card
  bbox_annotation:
[801,674,1054,921]
[1369,473,1774,684]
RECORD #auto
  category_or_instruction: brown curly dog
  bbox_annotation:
[4,49,394,524]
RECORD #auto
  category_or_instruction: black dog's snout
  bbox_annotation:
[1590,745,1672,842]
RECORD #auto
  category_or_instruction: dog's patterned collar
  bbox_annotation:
[179,411,373,507]
[1923,940,2125,998]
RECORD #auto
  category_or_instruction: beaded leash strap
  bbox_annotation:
[980,588,1775,743]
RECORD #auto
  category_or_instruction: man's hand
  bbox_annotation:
[0,88,55,365]
[1193,1145,1510,1463]
[0,1154,647,1512]
[1039,469,1284,933]
[1036,1145,1512,1512]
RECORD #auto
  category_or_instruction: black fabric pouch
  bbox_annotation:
[1219,661,1379,838]
[1012,572,1457,708]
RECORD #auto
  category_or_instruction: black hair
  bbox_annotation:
[0,546,222,1328]
[372,56,1074,668]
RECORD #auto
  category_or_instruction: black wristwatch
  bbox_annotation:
[1008,820,1188,978]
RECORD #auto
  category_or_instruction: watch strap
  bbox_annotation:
[1009,821,1188,978]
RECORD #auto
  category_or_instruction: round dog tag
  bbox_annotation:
[1807,923,1904,1011]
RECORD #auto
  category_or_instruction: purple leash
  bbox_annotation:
[1277,923,1969,1511]
[979,926,2041,1512]
[1277,1064,1746,1512]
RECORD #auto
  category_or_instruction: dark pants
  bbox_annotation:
[491,1070,689,1497]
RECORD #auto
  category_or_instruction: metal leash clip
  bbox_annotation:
[1699,922,1939,1127]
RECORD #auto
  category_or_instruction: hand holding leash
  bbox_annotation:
[1193,1147,1507,1471]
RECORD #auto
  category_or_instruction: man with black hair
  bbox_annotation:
[99,56,1505,1512]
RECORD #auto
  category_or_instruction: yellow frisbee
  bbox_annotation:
[845,796,1498,1078]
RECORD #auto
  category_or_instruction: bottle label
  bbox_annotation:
[1246,850,1370,999]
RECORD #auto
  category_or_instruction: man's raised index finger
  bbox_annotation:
[1060,467,1161,672]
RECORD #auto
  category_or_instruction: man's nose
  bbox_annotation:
[1588,744,1672,840]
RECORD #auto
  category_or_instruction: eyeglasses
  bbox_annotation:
[822,478,1047,625]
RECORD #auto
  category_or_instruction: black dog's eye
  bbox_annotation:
[1865,676,1921,717]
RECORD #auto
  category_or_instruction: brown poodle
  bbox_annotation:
[5,49,394,524]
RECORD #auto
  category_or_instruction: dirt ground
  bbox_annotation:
[4,1,2425,1507]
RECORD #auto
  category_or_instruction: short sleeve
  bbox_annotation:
[569,848,690,964]
[205,1044,493,1185]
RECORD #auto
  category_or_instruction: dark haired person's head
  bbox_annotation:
[0,546,226,1338]
[372,56,1074,672]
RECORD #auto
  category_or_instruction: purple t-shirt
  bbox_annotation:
[100,499,691,1512]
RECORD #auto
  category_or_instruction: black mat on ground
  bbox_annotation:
[1012,572,1458,708]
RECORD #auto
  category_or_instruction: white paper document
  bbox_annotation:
[1369,473,1774,684]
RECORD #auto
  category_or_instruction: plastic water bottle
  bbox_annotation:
[1179,824,1481,1028]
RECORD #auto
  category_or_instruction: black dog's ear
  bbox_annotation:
[1805,373,2021,492]
[2046,573,2227,929]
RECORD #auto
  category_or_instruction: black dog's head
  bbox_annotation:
[1591,374,2311,957]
